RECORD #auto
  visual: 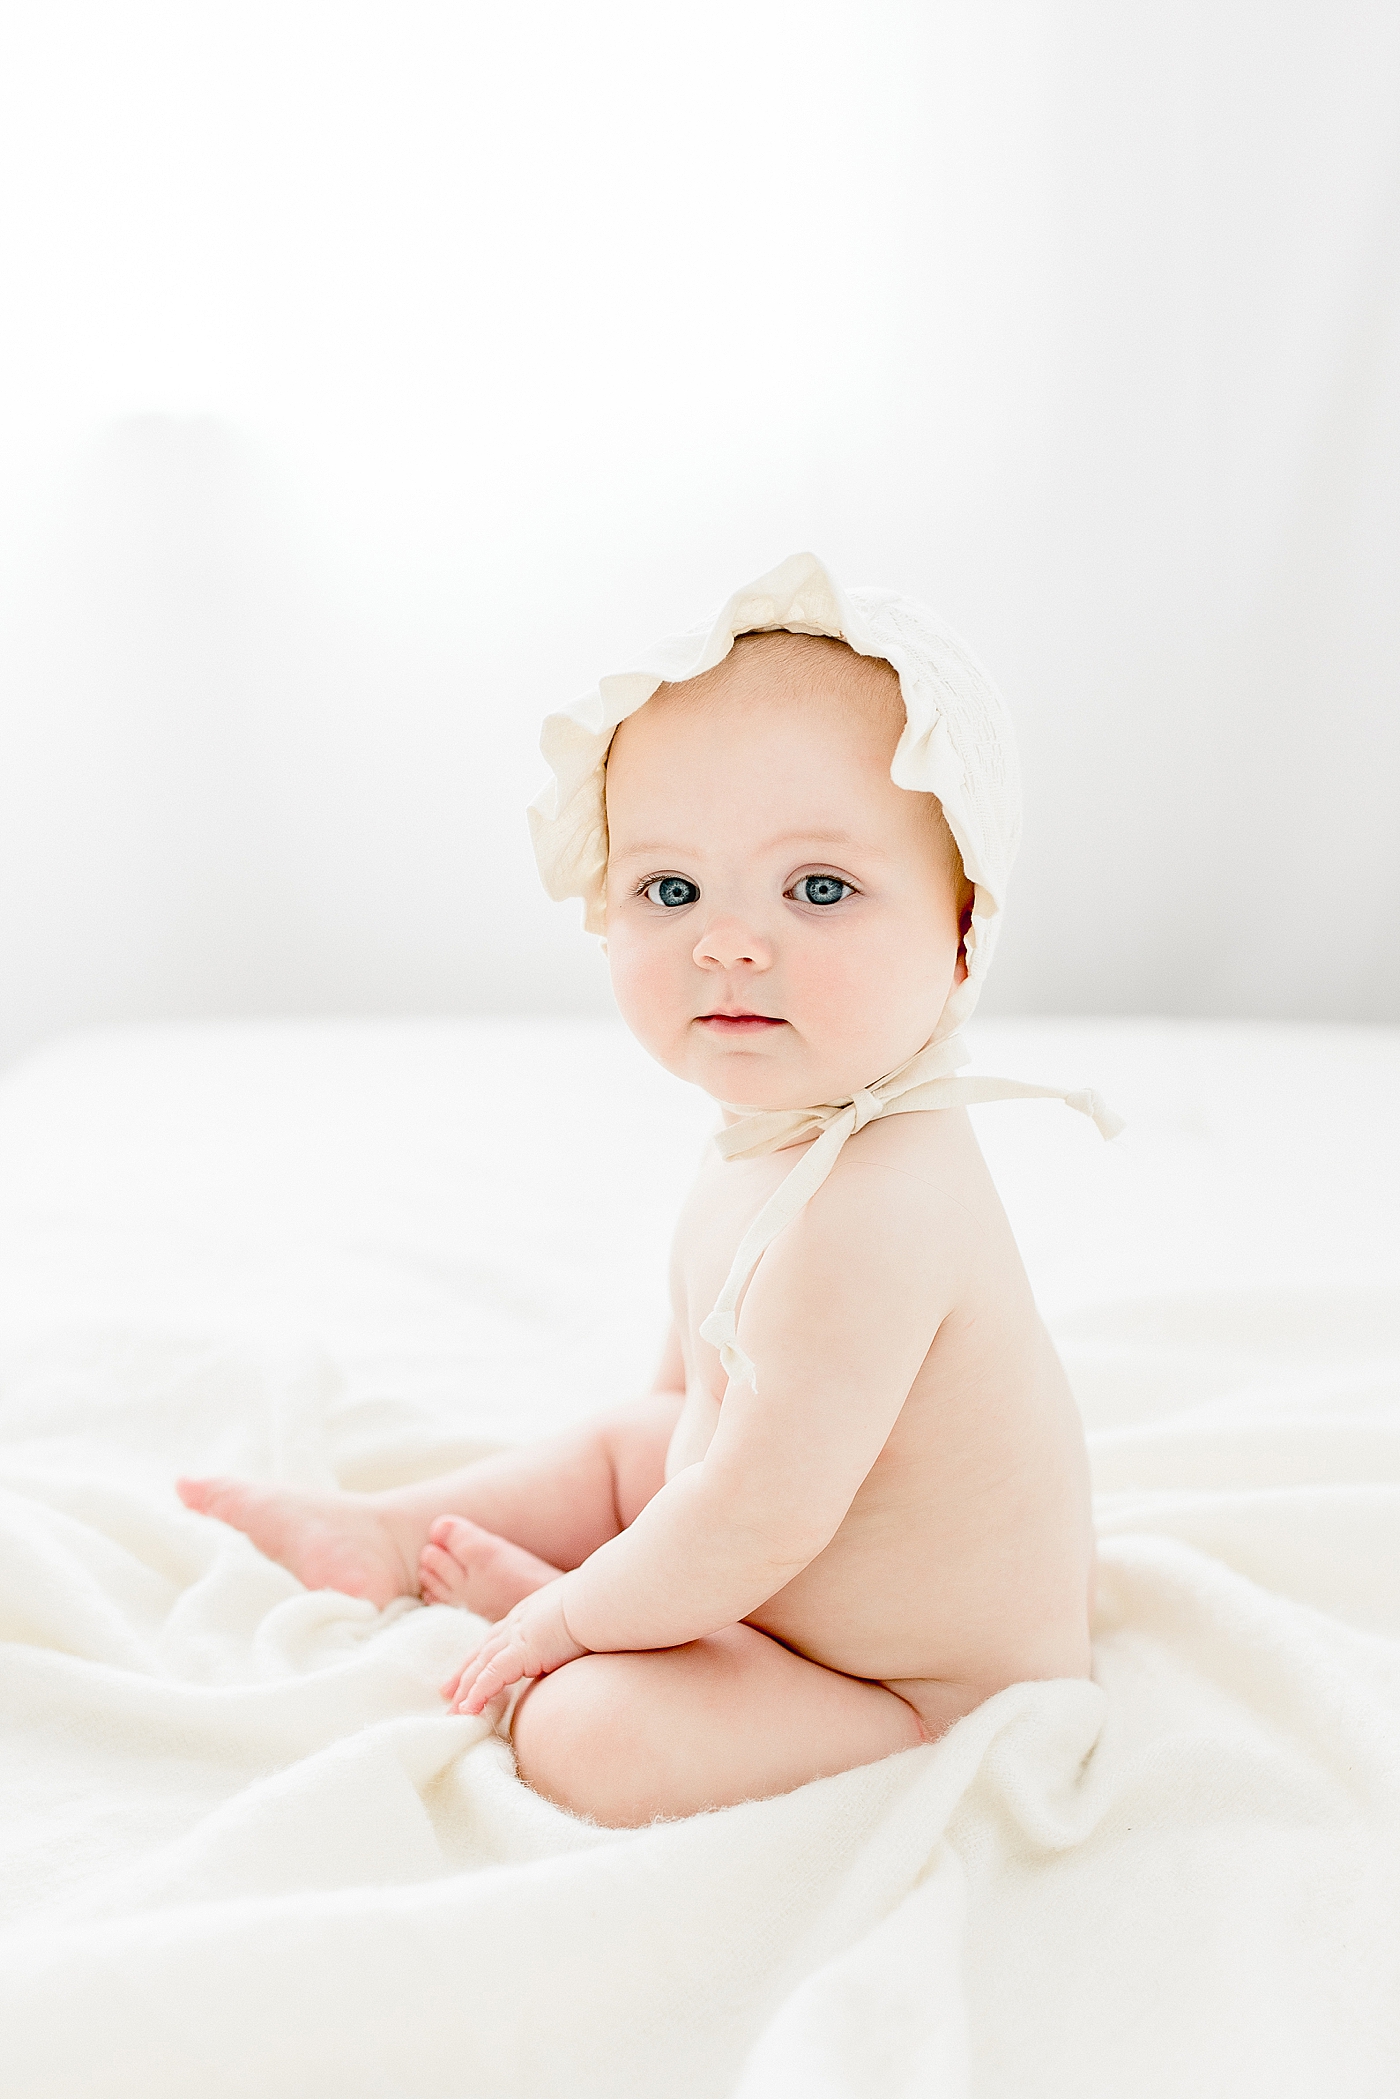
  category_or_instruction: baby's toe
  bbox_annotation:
[423,1541,482,1609]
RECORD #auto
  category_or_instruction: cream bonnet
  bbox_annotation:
[527,549,1019,1045]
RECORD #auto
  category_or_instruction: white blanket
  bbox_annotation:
[1,1016,1397,2097]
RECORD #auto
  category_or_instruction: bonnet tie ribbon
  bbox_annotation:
[696,1033,1123,1390]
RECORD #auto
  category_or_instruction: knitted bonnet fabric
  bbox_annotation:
[528,552,1120,1388]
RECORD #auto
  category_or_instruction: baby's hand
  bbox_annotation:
[440,1579,588,1716]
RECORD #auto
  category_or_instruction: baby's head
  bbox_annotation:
[528,552,1021,1111]
[604,633,973,1109]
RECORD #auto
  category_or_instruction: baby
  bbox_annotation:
[179,555,1112,1829]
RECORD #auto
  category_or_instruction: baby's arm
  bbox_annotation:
[454,1160,960,1713]
[651,1317,686,1395]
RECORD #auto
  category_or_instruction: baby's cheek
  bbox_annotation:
[794,926,945,1054]
[787,940,878,1028]
[606,928,683,1048]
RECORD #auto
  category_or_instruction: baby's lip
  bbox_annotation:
[695,1011,787,1027]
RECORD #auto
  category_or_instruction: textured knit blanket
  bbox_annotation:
[1,1016,1396,2098]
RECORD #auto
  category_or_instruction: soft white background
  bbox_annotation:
[1,0,1396,1070]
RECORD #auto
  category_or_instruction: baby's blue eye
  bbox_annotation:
[797,875,851,907]
[645,876,700,908]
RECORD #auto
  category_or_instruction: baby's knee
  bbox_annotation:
[510,1657,652,1825]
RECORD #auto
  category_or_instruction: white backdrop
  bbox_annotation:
[1,1,1397,1069]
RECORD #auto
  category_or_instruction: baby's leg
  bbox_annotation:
[510,1627,928,1827]
[177,1393,680,1609]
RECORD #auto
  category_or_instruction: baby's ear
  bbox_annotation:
[954,893,973,983]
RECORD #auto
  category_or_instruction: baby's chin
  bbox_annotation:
[682,1037,893,1114]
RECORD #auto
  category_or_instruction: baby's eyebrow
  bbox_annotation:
[611,829,872,862]
[608,840,703,864]
[758,829,861,852]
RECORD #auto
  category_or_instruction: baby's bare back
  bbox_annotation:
[666,1109,1094,1717]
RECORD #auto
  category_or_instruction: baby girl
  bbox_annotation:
[179,554,1116,1828]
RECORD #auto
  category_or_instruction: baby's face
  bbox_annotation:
[604,636,967,1111]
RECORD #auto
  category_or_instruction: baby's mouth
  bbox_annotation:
[695,1012,787,1034]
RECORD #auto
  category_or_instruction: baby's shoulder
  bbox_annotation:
[755,1108,1005,1326]
[829,1104,1001,1227]
[734,1110,1010,1378]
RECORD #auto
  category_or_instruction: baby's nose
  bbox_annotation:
[692,914,772,970]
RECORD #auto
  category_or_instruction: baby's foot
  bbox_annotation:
[176,1475,417,1608]
[418,1516,562,1621]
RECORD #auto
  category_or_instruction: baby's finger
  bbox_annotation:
[458,1645,528,1715]
[443,1627,504,1694]
[453,1659,503,1714]
[469,1624,509,1665]
[439,1638,488,1701]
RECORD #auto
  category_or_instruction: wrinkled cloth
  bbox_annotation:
[1,1016,1398,2099]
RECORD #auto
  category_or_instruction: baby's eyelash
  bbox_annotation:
[629,870,859,907]
[637,874,701,909]
[786,872,858,907]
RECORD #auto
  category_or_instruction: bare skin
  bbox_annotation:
[179,633,1095,1826]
